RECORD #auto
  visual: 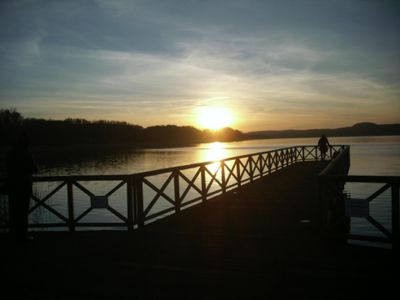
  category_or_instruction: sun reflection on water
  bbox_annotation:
[203,142,228,161]
[201,142,228,174]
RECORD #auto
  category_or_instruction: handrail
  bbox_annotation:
[30,145,344,181]
[318,145,350,176]
[1,145,349,231]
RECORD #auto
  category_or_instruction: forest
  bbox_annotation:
[0,109,244,148]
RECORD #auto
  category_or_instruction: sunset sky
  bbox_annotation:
[1,0,399,131]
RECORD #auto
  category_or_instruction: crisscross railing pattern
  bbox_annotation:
[1,145,347,231]
[29,175,133,230]
[320,175,399,248]
[318,147,399,249]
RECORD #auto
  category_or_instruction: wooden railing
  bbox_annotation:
[318,147,400,249]
[0,145,347,231]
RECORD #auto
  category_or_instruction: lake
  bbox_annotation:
[4,136,400,245]
[37,135,400,177]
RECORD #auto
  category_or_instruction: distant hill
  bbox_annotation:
[245,122,400,140]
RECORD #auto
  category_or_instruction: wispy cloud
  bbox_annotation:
[0,0,399,130]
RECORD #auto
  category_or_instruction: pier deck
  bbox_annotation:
[2,162,398,299]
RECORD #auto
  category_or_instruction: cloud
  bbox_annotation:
[0,0,399,130]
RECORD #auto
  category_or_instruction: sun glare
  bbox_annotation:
[201,142,228,173]
[197,107,234,130]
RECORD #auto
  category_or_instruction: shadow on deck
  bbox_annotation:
[1,162,398,299]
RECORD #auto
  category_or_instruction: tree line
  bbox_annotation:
[0,109,244,147]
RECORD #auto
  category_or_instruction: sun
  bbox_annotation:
[197,107,234,130]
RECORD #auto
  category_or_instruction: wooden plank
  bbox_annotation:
[126,176,134,230]
[367,216,392,239]
[134,176,144,228]
[366,183,390,202]
[174,170,180,213]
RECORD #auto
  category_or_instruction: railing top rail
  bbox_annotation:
[136,145,318,177]
[29,145,349,182]
[318,145,350,176]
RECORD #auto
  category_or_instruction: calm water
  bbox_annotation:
[37,135,400,177]
[29,136,400,242]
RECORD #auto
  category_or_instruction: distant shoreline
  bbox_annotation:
[244,122,400,140]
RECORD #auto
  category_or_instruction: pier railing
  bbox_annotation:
[0,145,347,231]
[318,147,400,249]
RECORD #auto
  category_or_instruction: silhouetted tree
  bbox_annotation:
[0,109,244,148]
[0,109,24,146]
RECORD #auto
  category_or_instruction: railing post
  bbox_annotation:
[127,176,134,231]
[134,175,144,228]
[392,183,400,251]
[174,170,181,212]
[249,157,254,182]
[258,154,264,176]
[201,165,207,203]
[236,158,241,187]
[283,150,287,167]
[67,180,75,232]
[302,147,305,161]
[221,161,226,193]
[275,152,279,170]
[267,154,272,174]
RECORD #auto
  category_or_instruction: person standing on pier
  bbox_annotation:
[318,134,331,160]
[6,131,38,242]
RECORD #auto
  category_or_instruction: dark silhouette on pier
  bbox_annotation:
[318,134,330,160]
[5,131,37,242]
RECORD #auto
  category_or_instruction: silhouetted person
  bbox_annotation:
[318,134,330,160]
[6,132,37,242]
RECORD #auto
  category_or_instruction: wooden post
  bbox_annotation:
[134,175,144,228]
[201,165,207,203]
[392,183,399,251]
[174,170,181,212]
[126,176,134,231]
[221,161,226,193]
[249,157,254,182]
[267,154,272,174]
[67,180,75,232]
[258,155,263,177]
[236,158,241,187]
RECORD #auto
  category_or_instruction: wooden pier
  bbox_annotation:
[1,145,399,299]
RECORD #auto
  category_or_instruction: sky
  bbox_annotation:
[0,0,399,131]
